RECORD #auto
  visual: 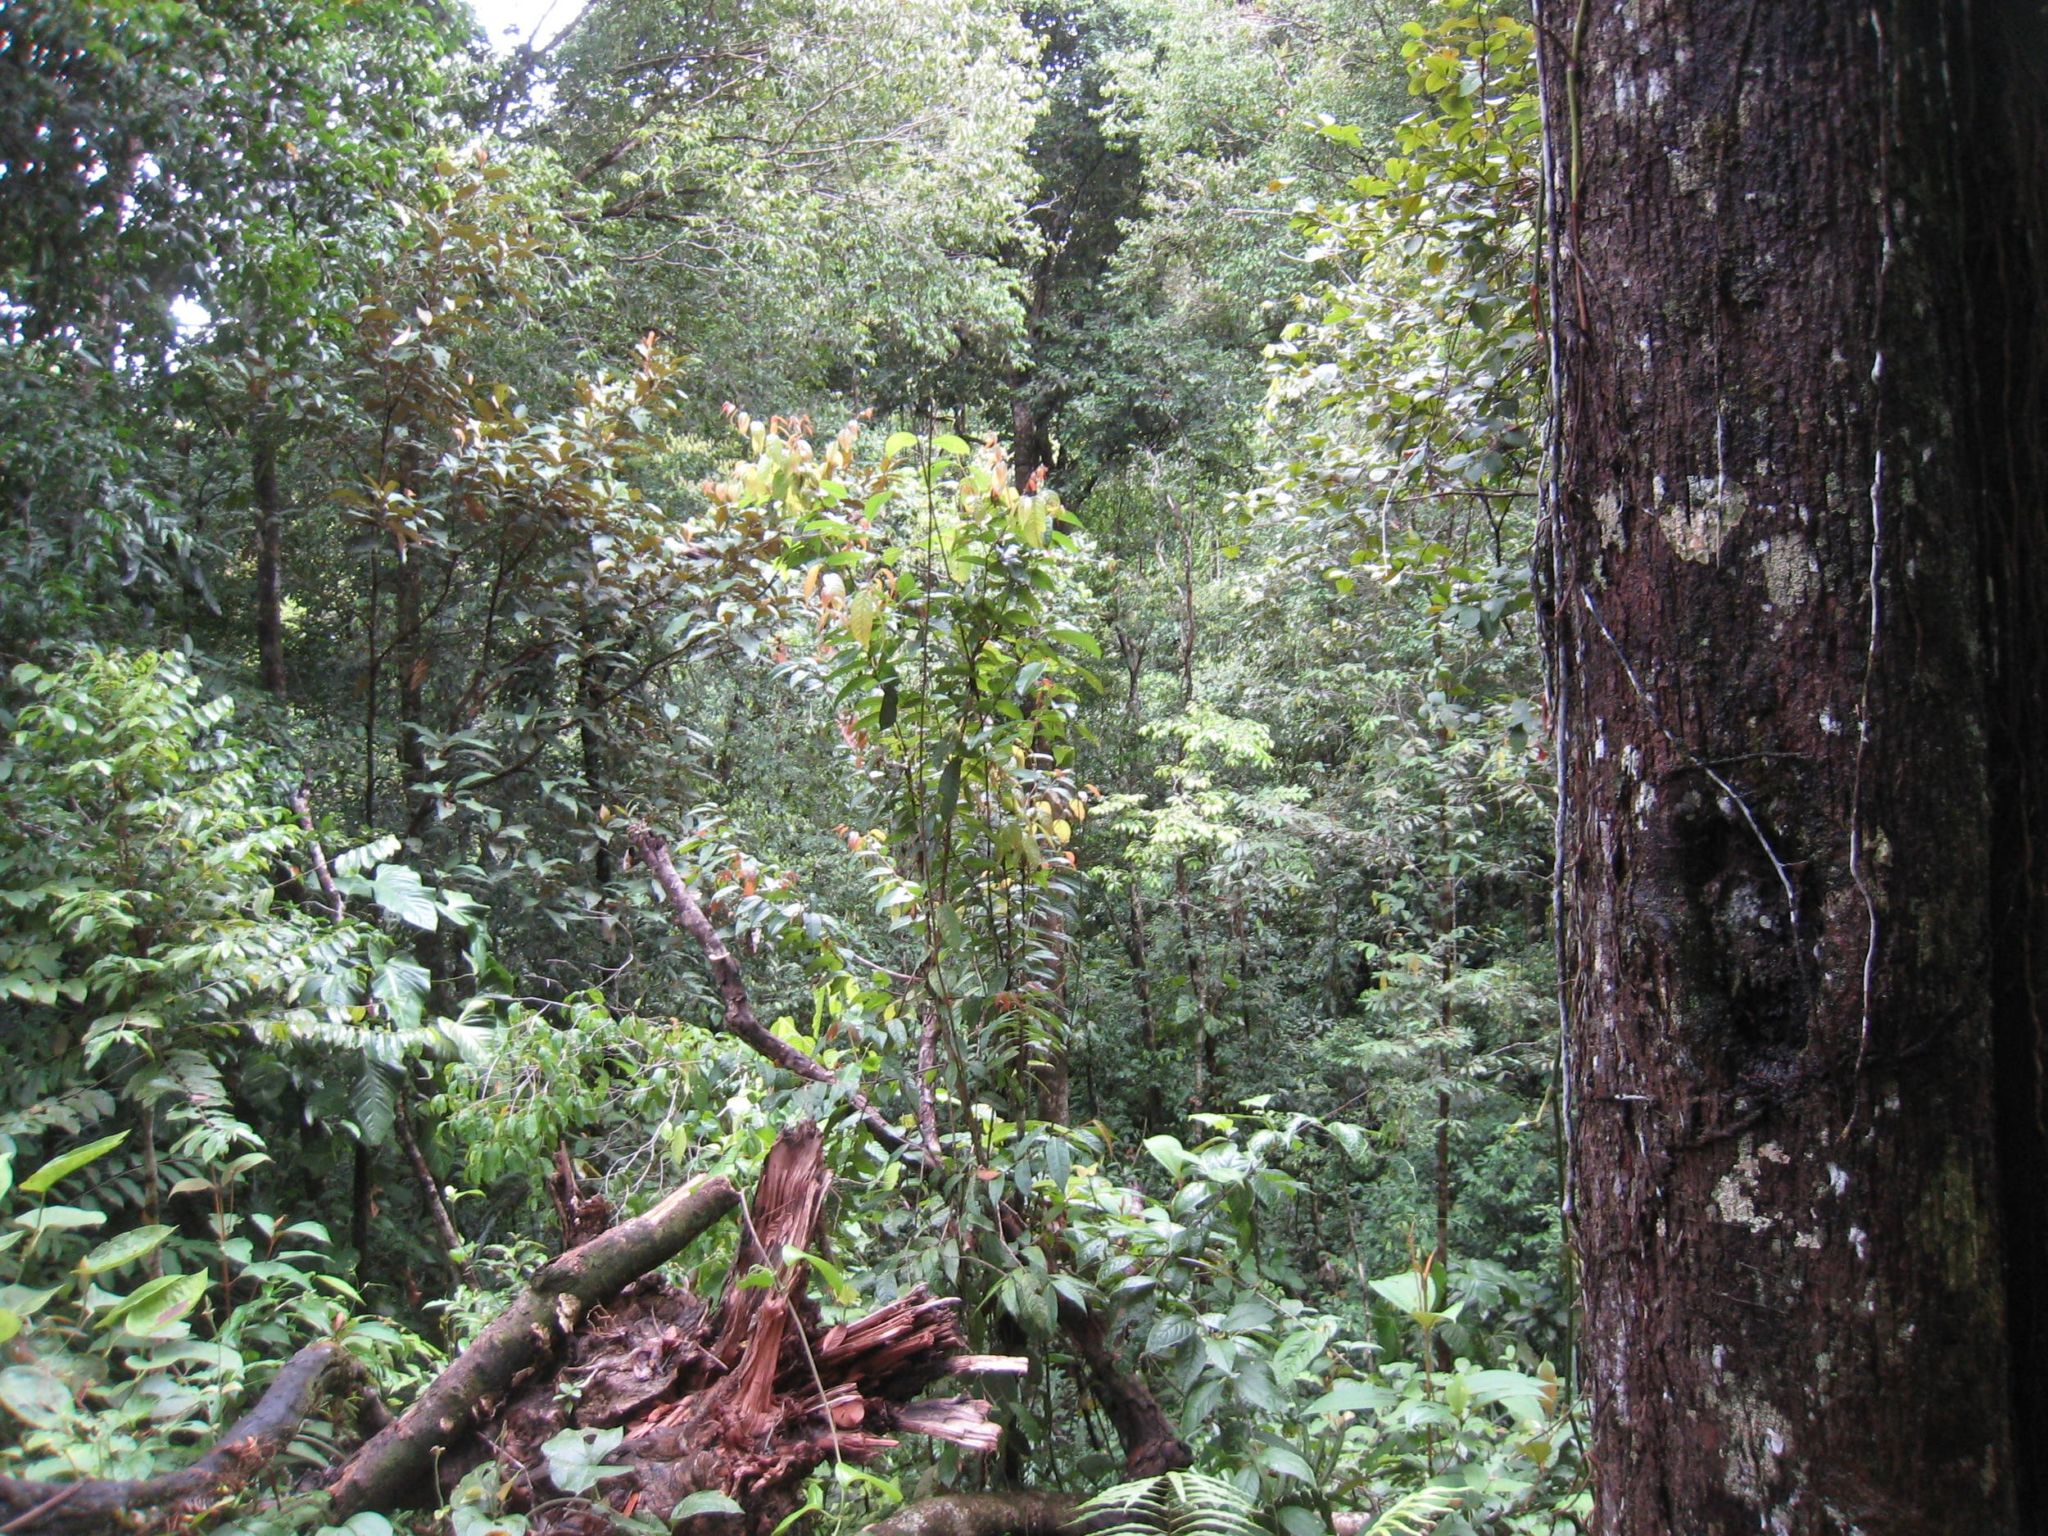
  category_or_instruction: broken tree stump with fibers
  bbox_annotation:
[471,1121,1024,1534]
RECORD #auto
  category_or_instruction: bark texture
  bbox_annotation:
[864,1491,1081,1536]
[1535,1,2048,1530]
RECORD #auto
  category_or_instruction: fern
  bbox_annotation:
[351,1061,399,1146]
[1079,1473,1263,1536]
[1366,1486,1462,1536]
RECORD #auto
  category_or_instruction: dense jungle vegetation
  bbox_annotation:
[0,1,1574,1530]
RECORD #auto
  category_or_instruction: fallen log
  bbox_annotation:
[0,1341,363,1535]
[324,1171,742,1519]
[862,1491,1083,1536]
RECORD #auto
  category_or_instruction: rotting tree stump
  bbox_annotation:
[466,1120,1019,1535]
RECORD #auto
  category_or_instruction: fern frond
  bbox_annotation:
[1080,1472,1262,1536]
[1366,1485,1462,1536]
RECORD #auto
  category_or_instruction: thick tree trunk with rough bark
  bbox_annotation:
[1535,2,2047,1530]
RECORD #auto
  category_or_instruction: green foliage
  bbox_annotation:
[0,1,1587,1531]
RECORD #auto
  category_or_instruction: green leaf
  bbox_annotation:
[371,957,430,1030]
[371,864,439,930]
[781,1244,858,1307]
[1142,1135,1189,1179]
[933,432,971,455]
[0,1366,73,1428]
[20,1131,127,1194]
[1278,1505,1328,1536]
[670,1492,743,1519]
[98,1271,207,1336]
[314,1517,395,1536]
[540,1425,628,1494]
[13,1206,107,1235]
[1460,1366,1553,1425]
[1272,1321,1335,1382]
[0,1284,60,1317]
[1325,1120,1371,1167]
[450,1509,527,1536]
[80,1224,174,1275]
[1144,1314,1195,1356]
[1258,1443,1317,1485]
[0,1311,19,1346]
[1308,1380,1396,1420]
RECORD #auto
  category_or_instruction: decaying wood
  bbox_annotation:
[0,1341,362,1534]
[325,1172,741,1519]
[550,1138,616,1250]
[477,1121,1015,1535]
[629,825,907,1152]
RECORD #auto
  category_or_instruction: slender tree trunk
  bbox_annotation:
[394,552,430,828]
[363,550,380,825]
[253,428,287,696]
[1535,2,2047,1528]
[1125,886,1157,1051]
[577,637,614,884]
[352,1141,375,1262]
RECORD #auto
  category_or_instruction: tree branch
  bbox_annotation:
[0,1342,361,1534]
[291,782,344,920]
[628,824,906,1151]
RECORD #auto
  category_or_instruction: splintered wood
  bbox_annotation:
[485,1122,1025,1534]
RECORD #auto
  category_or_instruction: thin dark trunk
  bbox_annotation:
[394,552,430,830]
[1173,856,1212,1109]
[577,656,613,884]
[1535,1,2047,1526]
[352,1140,374,1262]
[137,1101,160,1281]
[253,429,286,696]
[363,551,380,825]
[395,1092,472,1285]
[1125,886,1157,1051]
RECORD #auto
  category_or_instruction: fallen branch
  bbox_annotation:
[395,1085,474,1285]
[324,1172,740,1519]
[290,782,345,921]
[862,1492,1084,1536]
[629,824,906,1151]
[0,1341,360,1534]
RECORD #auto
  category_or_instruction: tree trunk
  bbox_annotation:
[394,551,431,832]
[1535,2,2047,1529]
[253,427,287,696]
